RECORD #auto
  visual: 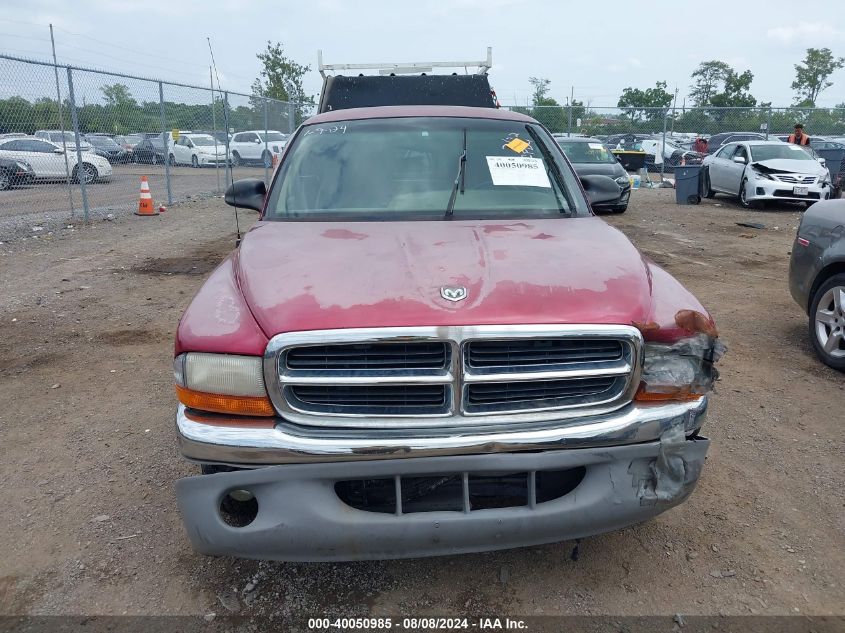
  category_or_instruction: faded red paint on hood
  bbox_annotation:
[235,217,664,335]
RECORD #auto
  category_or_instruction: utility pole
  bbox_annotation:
[49,24,75,218]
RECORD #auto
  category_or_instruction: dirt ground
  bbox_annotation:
[0,187,843,621]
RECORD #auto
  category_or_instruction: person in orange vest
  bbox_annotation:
[788,123,810,145]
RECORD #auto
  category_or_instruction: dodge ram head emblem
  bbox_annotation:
[440,285,468,302]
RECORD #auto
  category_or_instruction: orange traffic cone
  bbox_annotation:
[135,176,159,216]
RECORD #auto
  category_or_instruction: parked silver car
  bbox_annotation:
[701,140,832,208]
[789,199,845,371]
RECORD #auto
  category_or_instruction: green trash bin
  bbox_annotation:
[674,165,702,205]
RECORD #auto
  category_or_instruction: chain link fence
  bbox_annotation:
[506,104,845,183]
[0,53,311,232]
[3,50,844,233]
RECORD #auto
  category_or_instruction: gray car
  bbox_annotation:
[789,199,845,370]
[556,137,631,212]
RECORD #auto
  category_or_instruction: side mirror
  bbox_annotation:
[224,178,267,212]
[580,174,622,206]
[733,155,746,164]
[817,157,826,166]
[53,147,64,154]
[254,139,262,144]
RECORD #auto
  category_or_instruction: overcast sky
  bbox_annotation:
[2,0,844,108]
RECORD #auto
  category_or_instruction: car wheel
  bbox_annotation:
[191,155,199,168]
[808,273,845,371]
[168,153,176,166]
[701,168,716,198]
[262,151,272,168]
[232,151,241,167]
[74,163,97,184]
[0,169,10,191]
[614,205,627,214]
[739,178,756,209]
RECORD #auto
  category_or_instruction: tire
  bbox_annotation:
[262,150,272,169]
[0,168,10,191]
[701,168,716,198]
[168,153,176,166]
[808,273,845,371]
[232,151,241,167]
[73,163,97,184]
[613,205,627,214]
[191,155,199,168]
[738,178,757,209]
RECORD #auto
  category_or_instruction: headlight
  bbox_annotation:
[750,168,773,181]
[614,175,630,186]
[15,161,30,171]
[635,334,726,403]
[173,352,274,416]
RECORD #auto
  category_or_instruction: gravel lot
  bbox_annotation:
[0,188,843,621]
[0,163,268,240]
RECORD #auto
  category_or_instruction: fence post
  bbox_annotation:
[566,104,572,138]
[223,91,231,188]
[159,82,172,206]
[287,102,295,135]
[660,107,668,182]
[65,67,90,223]
[766,107,772,141]
[263,97,269,185]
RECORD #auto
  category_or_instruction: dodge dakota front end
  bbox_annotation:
[173,106,723,561]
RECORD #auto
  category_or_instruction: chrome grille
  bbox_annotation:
[466,338,624,370]
[464,376,622,412]
[773,174,816,184]
[287,384,449,415]
[286,342,448,371]
[265,325,642,429]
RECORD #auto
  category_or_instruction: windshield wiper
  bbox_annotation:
[444,128,467,219]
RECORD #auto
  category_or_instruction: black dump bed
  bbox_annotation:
[318,74,497,113]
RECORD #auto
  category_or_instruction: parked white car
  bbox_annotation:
[0,136,112,183]
[34,130,94,153]
[701,140,832,208]
[229,130,288,168]
[169,133,229,167]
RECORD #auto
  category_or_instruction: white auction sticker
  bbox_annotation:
[486,156,551,188]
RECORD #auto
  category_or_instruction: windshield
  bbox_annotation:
[259,132,287,142]
[190,136,216,146]
[750,144,814,161]
[50,132,89,145]
[557,140,617,164]
[266,117,585,221]
[89,136,119,148]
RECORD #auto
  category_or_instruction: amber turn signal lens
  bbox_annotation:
[175,385,275,417]
[634,387,702,403]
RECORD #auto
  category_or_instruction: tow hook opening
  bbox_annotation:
[219,489,258,527]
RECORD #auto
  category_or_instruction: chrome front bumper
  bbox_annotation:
[176,396,708,466]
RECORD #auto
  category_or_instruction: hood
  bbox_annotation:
[236,218,654,335]
[751,158,826,175]
[567,162,626,178]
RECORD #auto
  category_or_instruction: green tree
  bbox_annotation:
[251,41,314,123]
[791,47,845,105]
[528,77,551,106]
[689,61,731,106]
[709,70,757,108]
[617,81,672,122]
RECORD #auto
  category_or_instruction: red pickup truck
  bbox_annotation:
[173,105,723,561]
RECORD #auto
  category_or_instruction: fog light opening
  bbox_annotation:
[219,489,258,527]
